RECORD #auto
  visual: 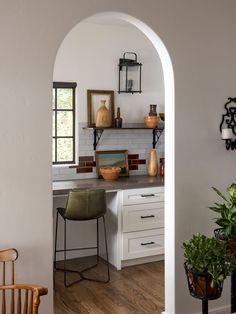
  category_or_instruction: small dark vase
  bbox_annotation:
[149,104,157,116]
[115,107,123,128]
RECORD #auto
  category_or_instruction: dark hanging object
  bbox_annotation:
[118,52,142,94]
[219,97,236,150]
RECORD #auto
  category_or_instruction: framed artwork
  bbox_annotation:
[95,150,129,177]
[87,89,114,127]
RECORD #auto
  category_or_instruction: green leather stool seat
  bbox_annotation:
[54,188,110,287]
[58,189,106,220]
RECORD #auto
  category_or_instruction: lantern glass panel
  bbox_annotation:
[127,65,140,92]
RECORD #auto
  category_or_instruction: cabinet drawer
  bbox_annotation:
[123,202,164,232]
[123,187,164,205]
[122,229,164,260]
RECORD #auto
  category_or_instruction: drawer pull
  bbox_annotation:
[141,193,155,197]
[140,215,155,219]
[141,241,155,246]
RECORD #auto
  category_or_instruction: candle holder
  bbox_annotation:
[220,97,236,150]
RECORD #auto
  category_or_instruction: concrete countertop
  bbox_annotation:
[53,175,164,195]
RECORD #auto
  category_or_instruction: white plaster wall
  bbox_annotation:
[1,1,236,313]
[53,20,164,123]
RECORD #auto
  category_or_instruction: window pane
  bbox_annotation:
[57,138,73,162]
[52,111,55,137]
[57,89,73,109]
[52,138,56,162]
[52,89,55,109]
[57,111,73,136]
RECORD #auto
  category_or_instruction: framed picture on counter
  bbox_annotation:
[87,89,114,127]
[95,150,129,177]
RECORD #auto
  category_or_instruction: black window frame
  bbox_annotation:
[53,81,77,165]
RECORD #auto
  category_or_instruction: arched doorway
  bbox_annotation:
[53,11,175,313]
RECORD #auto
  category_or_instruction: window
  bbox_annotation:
[52,82,77,164]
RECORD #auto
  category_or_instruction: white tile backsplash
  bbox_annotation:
[52,122,164,181]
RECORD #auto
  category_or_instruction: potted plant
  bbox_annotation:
[183,233,235,300]
[209,183,236,255]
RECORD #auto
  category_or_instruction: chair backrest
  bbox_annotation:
[64,189,107,220]
[0,284,48,314]
[0,248,18,285]
[0,248,48,314]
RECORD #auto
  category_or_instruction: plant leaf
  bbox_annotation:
[212,187,228,202]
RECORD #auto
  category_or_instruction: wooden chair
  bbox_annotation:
[0,248,48,314]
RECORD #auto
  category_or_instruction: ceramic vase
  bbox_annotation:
[148,149,158,176]
[149,104,157,116]
[95,100,111,127]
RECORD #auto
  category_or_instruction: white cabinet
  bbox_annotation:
[121,186,164,267]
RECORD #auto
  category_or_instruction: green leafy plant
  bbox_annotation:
[209,183,236,237]
[183,234,236,287]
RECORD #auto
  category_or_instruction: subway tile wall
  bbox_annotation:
[52,123,164,181]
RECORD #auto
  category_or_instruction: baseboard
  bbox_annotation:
[194,305,230,314]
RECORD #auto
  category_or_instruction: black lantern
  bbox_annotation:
[118,52,142,94]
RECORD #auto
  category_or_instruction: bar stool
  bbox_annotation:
[54,188,110,287]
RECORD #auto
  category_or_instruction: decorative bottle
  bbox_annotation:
[149,104,157,116]
[114,107,123,128]
[148,149,158,177]
[160,158,165,177]
[95,100,111,127]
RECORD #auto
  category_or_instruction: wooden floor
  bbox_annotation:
[54,256,164,314]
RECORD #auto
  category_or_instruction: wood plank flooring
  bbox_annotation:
[54,256,164,314]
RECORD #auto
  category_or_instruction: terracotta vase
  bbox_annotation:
[148,149,158,176]
[95,100,111,127]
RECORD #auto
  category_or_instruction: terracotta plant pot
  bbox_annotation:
[184,263,223,300]
[100,167,121,181]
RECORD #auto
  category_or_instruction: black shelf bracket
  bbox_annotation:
[84,125,164,150]
[93,129,104,150]
[152,128,164,149]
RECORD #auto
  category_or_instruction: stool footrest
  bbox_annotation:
[55,246,97,253]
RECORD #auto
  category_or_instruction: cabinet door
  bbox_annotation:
[123,202,164,232]
[122,229,164,260]
[123,187,164,205]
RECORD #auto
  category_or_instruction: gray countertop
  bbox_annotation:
[53,175,164,195]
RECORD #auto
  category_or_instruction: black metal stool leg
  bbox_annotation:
[64,219,67,287]
[97,218,99,264]
[103,215,110,283]
[54,211,59,268]
[53,210,59,288]
[202,299,208,314]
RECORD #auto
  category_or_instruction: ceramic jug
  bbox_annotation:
[95,100,111,127]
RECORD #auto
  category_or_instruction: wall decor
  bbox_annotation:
[95,150,129,178]
[220,97,236,150]
[87,90,114,127]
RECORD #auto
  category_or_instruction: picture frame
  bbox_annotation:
[87,89,114,127]
[95,150,129,177]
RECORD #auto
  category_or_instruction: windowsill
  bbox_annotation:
[52,163,76,168]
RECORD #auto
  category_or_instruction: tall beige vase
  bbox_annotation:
[95,100,111,127]
[148,149,158,176]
